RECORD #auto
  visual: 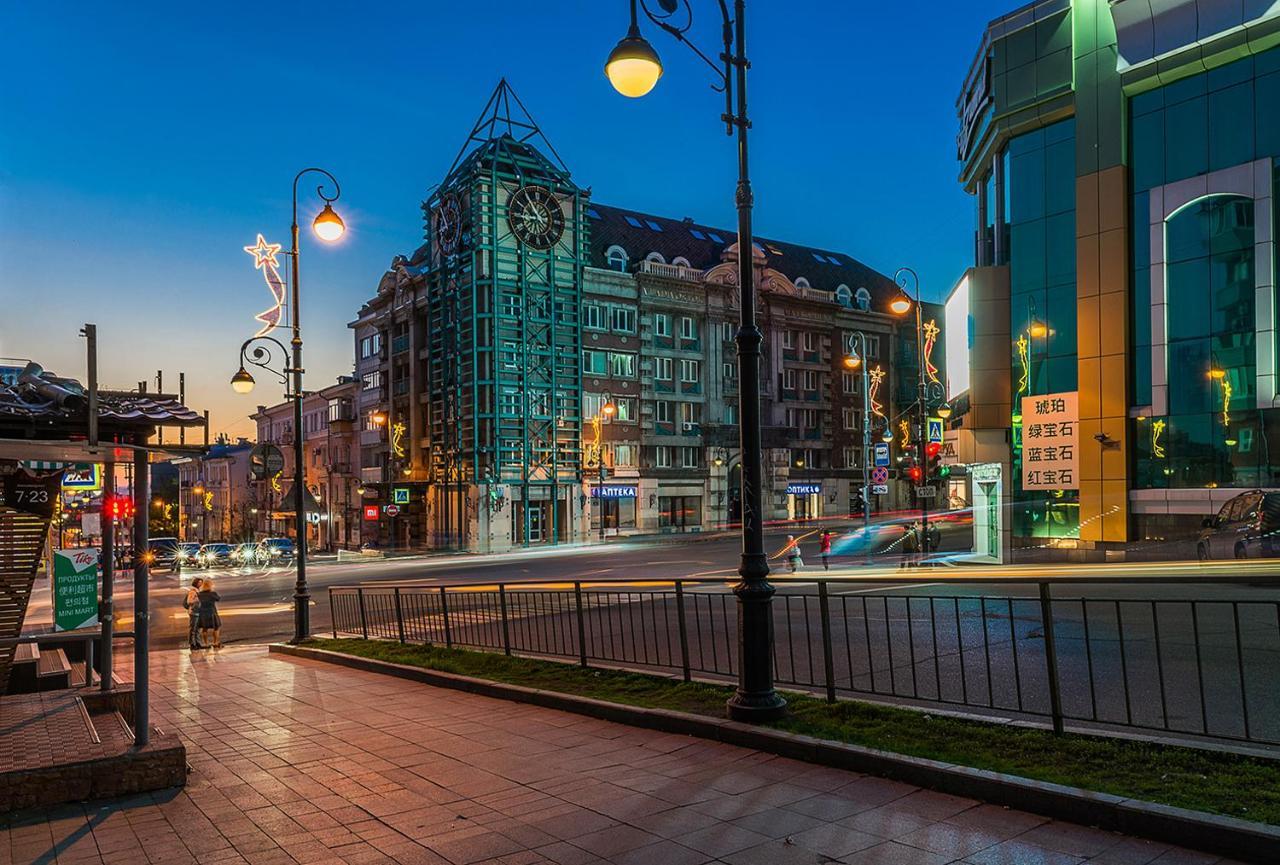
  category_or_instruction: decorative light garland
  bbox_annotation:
[922,319,941,385]
[392,421,407,459]
[1151,419,1166,459]
[1016,334,1030,394]
[868,365,885,418]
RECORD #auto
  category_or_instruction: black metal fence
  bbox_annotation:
[329,578,1280,748]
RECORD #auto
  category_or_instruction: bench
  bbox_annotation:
[12,643,38,665]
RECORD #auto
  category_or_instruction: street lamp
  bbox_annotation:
[587,395,617,542]
[606,0,784,722]
[229,167,343,644]
[846,335,874,542]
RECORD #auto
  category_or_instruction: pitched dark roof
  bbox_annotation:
[0,362,203,440]
[586,204,899,305]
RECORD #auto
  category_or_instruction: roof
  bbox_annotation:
[586,204,899,305]
[0,362,204,441]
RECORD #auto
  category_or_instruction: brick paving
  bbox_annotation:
[0,691,112,772]
[0,646,1248,864]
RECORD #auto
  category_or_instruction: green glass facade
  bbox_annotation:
[1005,118,1080,539]
[1130,46,1280,495]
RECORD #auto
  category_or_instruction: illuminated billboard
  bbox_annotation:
[944,274,971,400]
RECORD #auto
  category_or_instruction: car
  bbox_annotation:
[257,537,295,564]
[145,537,180,570]
[1197,490,1280,560]
[197,543,234,568]
[231,542,261,567]
[174,542,202,570]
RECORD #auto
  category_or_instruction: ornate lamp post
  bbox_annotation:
[230,168,344,643]
[606,0,785,721]
[843,340,873,538]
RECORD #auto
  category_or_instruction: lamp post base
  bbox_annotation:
[727,574,787,722]
[726,690,788,722]
[291,591,311,644]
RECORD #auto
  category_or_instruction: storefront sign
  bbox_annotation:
[54,549,99,632]
[786,483,821,496]
[591,486,637,499]
[1020,392,1079,490]
[363,505,380,521]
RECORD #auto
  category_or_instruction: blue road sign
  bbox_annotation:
[874,443,890,467]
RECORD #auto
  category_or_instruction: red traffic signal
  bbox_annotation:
[925,442,942,459]
[906,466,923,483]
[105,495,135,521]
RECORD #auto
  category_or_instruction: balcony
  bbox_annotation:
[638,260,703,282]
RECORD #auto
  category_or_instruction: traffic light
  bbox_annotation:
[906,465,922,484]
[105,495,134,521]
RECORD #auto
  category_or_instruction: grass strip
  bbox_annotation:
[307,638,1280,825]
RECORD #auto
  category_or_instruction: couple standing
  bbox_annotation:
[183,577,223,649]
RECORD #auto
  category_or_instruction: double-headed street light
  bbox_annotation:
[230,167,344,644]
[606,0,784,722]
[843,338,873,540]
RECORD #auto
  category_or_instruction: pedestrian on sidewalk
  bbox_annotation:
[198,579,223,649]
[785,535,804,573]
[819,530,833,571]
[899,522,919,569]
[183,577,204,650]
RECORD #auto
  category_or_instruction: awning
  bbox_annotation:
[275,482,323,515]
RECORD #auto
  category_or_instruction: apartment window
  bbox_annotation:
[722,362,736,381]
[501,340,521,370]
[502,293,521,318]
[785,408,799,428]
[722,322,736,342]
[499,392,521,415]
[783,369,797,390]
[358,335,378,359]
[681,446,700,468]
[803,332,817,352]
[361,371,382,391]
[655,400,671,423]
[583,349,608,375]
[655,357,673,381]
[804,409,820,429]
[529,392,549,416]
[611,444,637,467]
[843,447,859,468]
[843,407,858,430]
[724,403,737,424]
[654,313,671,337]
[679,359,700,382]
[866,335,881,358]
[655,446,673,468]
[610,306,637,334]
[680,316,697,341]
[614,397,636,422]
[782,330,796,349]
[843,372,859,394]
[804,370,819,390]
[584,304,605,330]
[679,403,702,426]
[609,352,636,378]
[584,393,607,419]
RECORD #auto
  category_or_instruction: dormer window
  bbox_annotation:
[606,245,629,272]
[672,256,691,268]
[795,277,811,290]
[855,286,871,311]
[835,285,852,307]
[645,252,666,264]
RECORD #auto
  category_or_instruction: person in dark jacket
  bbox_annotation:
[198,579,222,649]
[183,577,204,650]
[900,523,919,569]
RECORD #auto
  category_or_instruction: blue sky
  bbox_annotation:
[0,1,1011,437]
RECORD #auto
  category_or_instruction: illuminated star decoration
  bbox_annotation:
[1016,334,1030,394]
[244,234,286,337]
[392,421,407,459]
[898,419,911,450]
[1151,419,1166,459]
[202,491,214,512]
[868,365,886,418]
[922,319,941,385]
[1221,379,1232,429]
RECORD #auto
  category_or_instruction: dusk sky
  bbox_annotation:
[0,1,1011,438]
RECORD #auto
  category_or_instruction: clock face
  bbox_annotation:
[435,192,462,254]
[507,185,565,250]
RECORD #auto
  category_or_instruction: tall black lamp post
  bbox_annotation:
[231,168,345,643]
[606,0,784,721]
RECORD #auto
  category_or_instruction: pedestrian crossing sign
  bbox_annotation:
[927,417,944,445]
[393,487,410,505]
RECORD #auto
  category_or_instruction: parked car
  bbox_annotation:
[145,537,180,571]
[197,543,234,568]
[1197,490,1280,560]
[175,542,202,570]
[257,537,295,564]
[230,542,261,567]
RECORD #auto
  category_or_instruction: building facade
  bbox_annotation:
[956,0,1280,553]
[352,82,936,552]
[251,378,360,550]
[175,439,254,543]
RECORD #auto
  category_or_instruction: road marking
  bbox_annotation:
[832,582,944,595]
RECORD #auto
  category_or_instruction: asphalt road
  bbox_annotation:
[25,516,1280,750]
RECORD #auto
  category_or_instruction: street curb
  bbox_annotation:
[269,643,1280,864]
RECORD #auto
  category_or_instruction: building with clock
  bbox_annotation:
[351,81,941,552]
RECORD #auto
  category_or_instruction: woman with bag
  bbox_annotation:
[198,579,223,649]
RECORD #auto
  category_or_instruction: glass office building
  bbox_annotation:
[957,0,1280,553]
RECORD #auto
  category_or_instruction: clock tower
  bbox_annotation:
[423,80,589,550]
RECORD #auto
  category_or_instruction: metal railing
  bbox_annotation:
[328,577,1280,749]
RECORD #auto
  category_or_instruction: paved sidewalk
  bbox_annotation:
[2,647,1242,865]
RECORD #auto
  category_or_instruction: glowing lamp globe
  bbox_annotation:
[1028,320,1048,338]
[230,367,256,394]
[881,429,894,443]
[1208,367,1226,380]
[936,404,952,419]
[605,28,663,98]
[602,402,617,417]
[889,295,912,315]
[843,354,861,369]
[313,203,346,242]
